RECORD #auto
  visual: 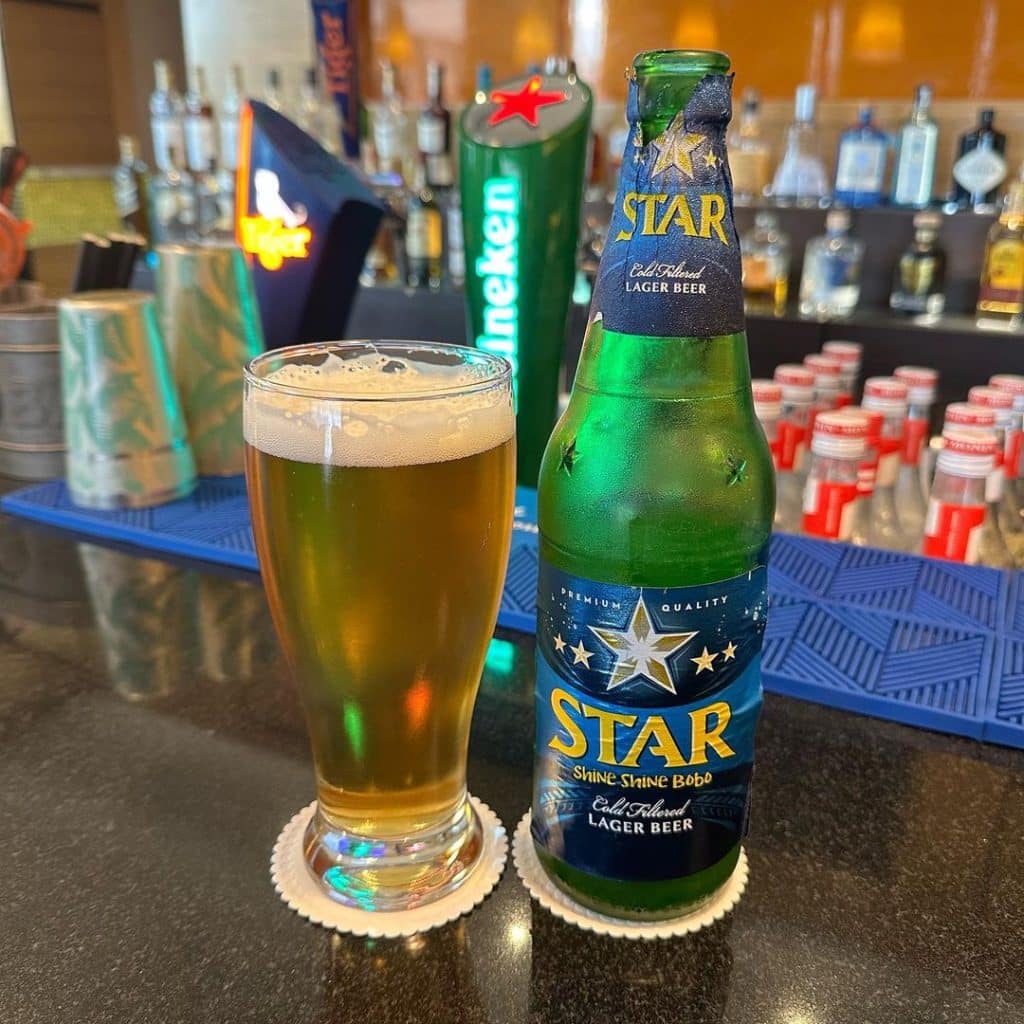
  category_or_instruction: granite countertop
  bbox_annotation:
[0,505,1022,1024]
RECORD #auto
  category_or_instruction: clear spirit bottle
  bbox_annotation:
[799,210,864,318]
[771,84,829,205]
[184,65,216,175]
[150,59,185,174]
[373,59,409,180]
[834,105,888,208]
[862,377,913,551]
[891,84,938,208]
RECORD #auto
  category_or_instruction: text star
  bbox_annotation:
[722,641,737,661]
[692,646,718,674]
[553,633,567,653]
[570,640,594,668]
[651,113,705,179]
[590,596,697,694]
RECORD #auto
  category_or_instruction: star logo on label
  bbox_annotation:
[651,112,706,180]
[553,633,567,653]
[722,640,737,661]
[589,595,698,694]
[691,646,718,674]
[487,75,567,128]
[569,640,594,667]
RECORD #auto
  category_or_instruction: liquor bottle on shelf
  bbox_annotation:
[773,364,816,532]
[833,105,888,208]
[418,62,452,190]
[150,59,186,173]
[728,88,771,203]
[890,212,946,316]
[405,160,442,290]
[445,189,465,286]
[149,150,195,244]
[296,67,327,147]
[219,65,243,173]
[474,63,492,104]
[892,366,938,540]
[989,373,1024,564]
[821,340,862,407]
[771,84,829,205]
[184,66,216,175]
[799,209,864,318]
[923,428,1014,567]
[802,410,869,541]
[752,379,783,462]
[373,59,408,180]
[975,172,1024,330]
[264,68,286,114]
[891,84,938,208]
[112,135,150,238]
[848,406,884,547]
[531,48,773,920]
[861,377,912,551]
[952,109,1007,210]
[740,211,789,316]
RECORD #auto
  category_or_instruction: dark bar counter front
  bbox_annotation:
[1,484,1022,1023]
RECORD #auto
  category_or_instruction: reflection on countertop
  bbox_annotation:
[0,498,1021,1024]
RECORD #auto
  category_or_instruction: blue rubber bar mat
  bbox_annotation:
[2,477,1022,750]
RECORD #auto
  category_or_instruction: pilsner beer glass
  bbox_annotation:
[244,341,515,911]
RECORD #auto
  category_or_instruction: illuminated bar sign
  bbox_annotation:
[236,105,313,271]
[474,175,520,400]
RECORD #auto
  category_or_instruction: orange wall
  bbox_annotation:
[359,0,1024,103]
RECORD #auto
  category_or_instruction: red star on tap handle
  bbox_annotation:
[487,75,567,128]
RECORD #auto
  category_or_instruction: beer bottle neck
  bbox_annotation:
[586,54,744,357]
[574,321,751,400]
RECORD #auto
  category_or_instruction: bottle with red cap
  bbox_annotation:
[861,376,912,550]
[922,428,1014,567]
[773,364,815,531]
[752,380,783,463]
[804,353,843,430]
[968,383,1022,565]
[892,365,938,537]
[802,410,869,540]
[990,373,1024,561]
[821,340,862,407]
[847,406,884,546]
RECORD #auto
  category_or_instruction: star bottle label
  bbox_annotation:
[593,73,743,339]
[531,559,767,883]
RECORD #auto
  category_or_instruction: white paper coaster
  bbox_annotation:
[271,796,507,938]
[512,811,748,940]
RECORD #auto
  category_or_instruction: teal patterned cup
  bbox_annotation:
[58,290,196,509]
[156,243,264,476]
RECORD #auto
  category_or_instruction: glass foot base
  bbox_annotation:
[302,798,484,912]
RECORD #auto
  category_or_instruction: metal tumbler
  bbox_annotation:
[58,290,196,509]
[156,243,264,476]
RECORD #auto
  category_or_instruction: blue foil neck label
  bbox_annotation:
[531,560,767,883]
[592,73,743,339]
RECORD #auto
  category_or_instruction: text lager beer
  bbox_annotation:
[531,50,774,919]
[245,341,515,911]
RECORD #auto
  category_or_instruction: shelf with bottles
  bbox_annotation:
[730,80,1019,217]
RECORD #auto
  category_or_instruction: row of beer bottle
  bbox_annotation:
[754,349,1024,567]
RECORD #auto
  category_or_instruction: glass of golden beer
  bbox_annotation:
[244,341,515,911]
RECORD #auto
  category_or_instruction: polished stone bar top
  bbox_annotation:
[0,501,1021,1024]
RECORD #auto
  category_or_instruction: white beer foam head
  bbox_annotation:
[244,351,514,467]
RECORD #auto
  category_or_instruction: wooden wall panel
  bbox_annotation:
[1,0,117,164]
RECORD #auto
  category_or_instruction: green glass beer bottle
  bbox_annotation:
[530,49,774,919]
